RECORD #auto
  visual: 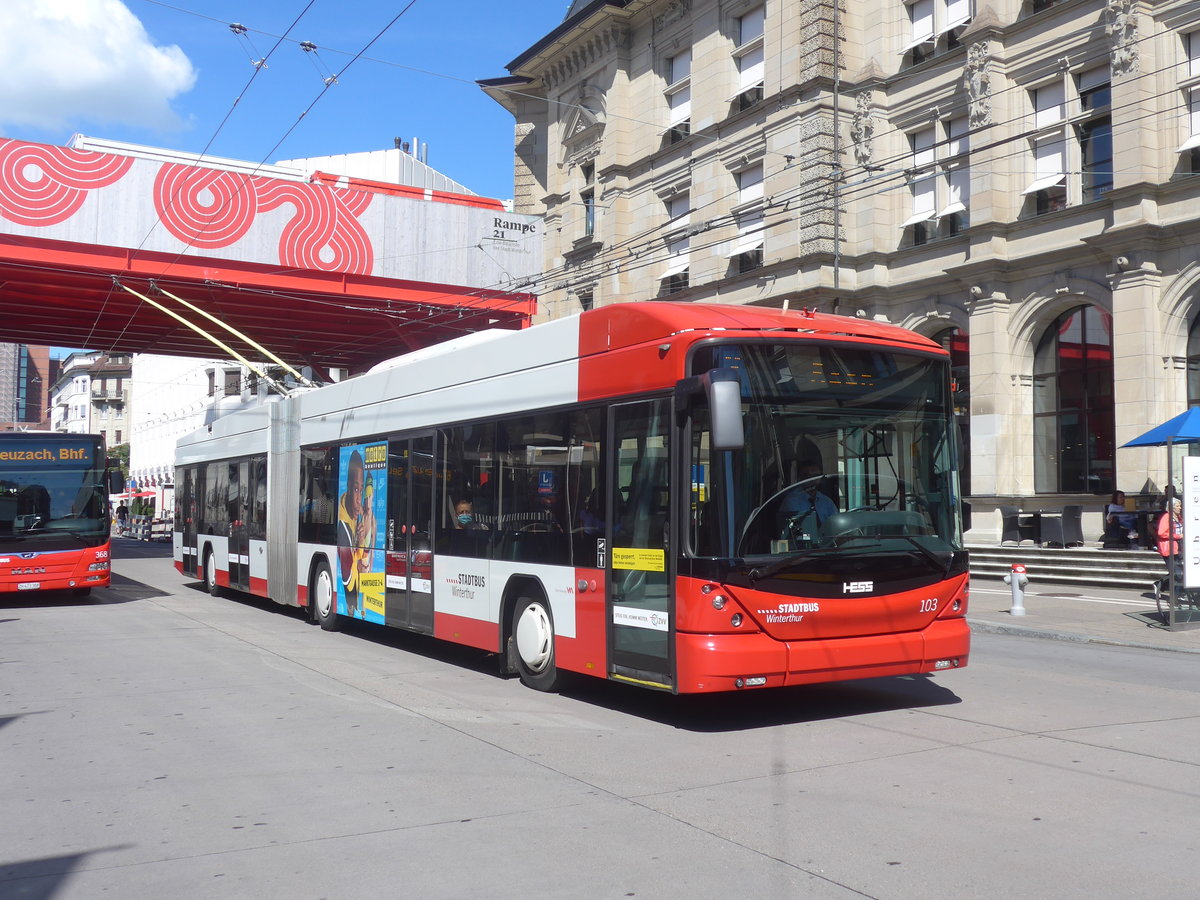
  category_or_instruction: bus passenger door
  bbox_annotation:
[408,436,434,633]
[181,466,199,577]
[607,400,674,690]
[386,436,434,634]
[228,460,249,590]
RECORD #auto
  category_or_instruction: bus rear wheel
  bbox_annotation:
[203,550,221,597]
[511,594,561,692]
[312,561,339,631]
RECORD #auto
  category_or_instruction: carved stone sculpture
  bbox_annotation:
[1105,0,1139,77]
[965,41,992,128]
[851,91,874,167]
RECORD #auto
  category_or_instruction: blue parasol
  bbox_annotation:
[1122,406,1200,447]
[1122,406,1200,628]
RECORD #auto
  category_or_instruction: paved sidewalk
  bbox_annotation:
[968,577,1200,653]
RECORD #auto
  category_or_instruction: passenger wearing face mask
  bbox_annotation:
[454,499,488,530]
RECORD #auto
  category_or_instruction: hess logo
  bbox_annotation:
[843,581,873,593]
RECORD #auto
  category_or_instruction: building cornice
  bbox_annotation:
[503,3,640,83]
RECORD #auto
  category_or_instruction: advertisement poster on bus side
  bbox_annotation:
[336,442,387,624]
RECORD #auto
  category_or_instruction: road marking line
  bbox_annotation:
[971,587,1156,609]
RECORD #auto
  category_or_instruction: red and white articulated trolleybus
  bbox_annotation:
[0,432,121,595]
[174,303,969,694]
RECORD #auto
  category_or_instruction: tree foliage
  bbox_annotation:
[109,442,130,490]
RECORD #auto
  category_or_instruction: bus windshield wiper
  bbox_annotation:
[749,533,950,583]
[749,549,817,582]
[748,532,877,582]
[900,535,954,577]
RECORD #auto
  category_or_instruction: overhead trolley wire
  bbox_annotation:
[108,1,321,362]
[100,2,1199,366]
[532,39,1200,297]
[105,1,426,380]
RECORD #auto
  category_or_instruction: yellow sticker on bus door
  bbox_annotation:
[611,547,665,572]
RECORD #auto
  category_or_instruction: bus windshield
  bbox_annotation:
[688,342,962,568]
[0,436,110,551]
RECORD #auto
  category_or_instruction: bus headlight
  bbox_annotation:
[88,561,110,571]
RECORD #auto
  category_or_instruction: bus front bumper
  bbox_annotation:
[673,617,970,694]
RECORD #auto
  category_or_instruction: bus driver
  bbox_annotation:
[778,459,837,542]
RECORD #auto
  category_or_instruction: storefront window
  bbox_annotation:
[1033,305,1114,493]
[1187,315,1200,405]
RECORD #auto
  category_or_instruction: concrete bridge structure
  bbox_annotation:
[0,136,542,377]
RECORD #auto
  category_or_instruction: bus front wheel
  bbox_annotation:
[312,561,339,632]
[510,594,561,692]
[203,550,221,597]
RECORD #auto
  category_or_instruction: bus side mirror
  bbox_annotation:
[109,471,124,494]
[675,368,744,451]
[706,368,744,451]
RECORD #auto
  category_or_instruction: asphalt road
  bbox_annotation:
[2,539,1198,899]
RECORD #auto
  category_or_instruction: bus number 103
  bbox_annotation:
[920,598,939,613]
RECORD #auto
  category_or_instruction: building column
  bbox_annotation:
[1110,255,1176,494]
[964,288,1022,541]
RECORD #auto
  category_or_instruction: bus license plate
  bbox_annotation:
[17,582,41,590]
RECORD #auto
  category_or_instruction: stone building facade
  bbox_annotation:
[482,0,1200,540]
[50,351,132,449]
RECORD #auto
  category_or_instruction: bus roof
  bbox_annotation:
[577,302,942,357]
[178,302,946,458]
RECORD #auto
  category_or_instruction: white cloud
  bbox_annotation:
[0,0,197,132]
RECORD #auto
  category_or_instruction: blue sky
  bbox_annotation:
[0,0,569,201]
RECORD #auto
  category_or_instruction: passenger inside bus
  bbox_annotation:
[454,499,488,530]
[440,499,482,558]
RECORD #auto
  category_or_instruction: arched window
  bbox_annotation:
[934,327,970,499]
[1033,304,1114,494]
[1187,315,1200,405]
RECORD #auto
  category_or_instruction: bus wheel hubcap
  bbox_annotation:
[515,603,552,673]
[316,571,332,617]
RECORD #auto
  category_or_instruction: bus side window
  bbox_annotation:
[299,446,337,545]
[436,425,495,560]
[566,407,606,566]
[496,414,570,566]
[249,456,267,540]
[204,462,226,535]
